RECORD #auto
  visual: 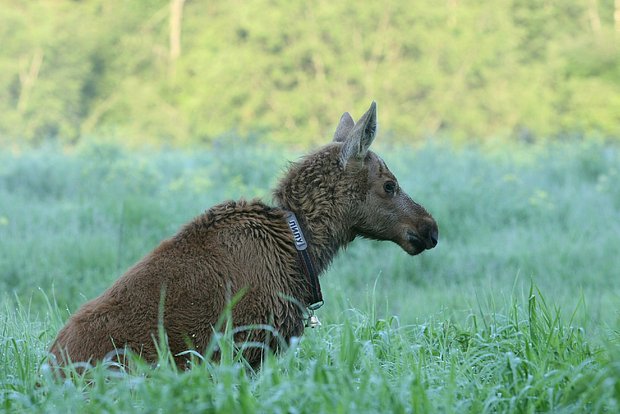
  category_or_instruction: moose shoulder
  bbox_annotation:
[49,101,438,370]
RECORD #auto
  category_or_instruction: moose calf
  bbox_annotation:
[49,101,438,370]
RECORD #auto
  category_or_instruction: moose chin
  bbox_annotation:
[49,101,438,371]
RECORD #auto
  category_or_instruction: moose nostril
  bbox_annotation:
[429,227,439,247]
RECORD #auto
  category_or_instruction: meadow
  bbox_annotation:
[0,139,619,413]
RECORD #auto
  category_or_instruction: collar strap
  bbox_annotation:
[285,211,324,311]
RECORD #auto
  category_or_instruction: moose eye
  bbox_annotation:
[383,180,396,194]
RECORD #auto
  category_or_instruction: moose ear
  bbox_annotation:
[339,101,377,168]
[333,112,355,143]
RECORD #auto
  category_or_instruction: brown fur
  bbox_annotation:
[49,102,438,370]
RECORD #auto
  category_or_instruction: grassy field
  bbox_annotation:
[1,139,619,412]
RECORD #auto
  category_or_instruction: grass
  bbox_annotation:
[0,138,619,412]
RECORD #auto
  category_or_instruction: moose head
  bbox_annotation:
[332,101,438,256]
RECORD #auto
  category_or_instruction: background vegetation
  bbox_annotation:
[1,0,619,147]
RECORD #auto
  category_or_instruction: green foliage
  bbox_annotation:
[1,287,618,412]
[1,0,619,147]
[0,141,619,411]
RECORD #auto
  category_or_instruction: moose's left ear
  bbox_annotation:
[340,101,377,168]
[333,112,355,142]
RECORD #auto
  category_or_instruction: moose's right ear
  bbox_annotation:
[339,101,377,168]
[333,112,355,143]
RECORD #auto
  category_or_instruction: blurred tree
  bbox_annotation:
[169,0,185,62]
[0,0,618,147]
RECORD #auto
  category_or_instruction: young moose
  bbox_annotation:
[50,102,438,369]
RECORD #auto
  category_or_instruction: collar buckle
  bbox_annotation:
[307,300,324,311]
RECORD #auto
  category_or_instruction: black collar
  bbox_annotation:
[285,211,324,311]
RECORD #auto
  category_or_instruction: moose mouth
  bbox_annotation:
[404,230,436,256]
[405,233,427,255]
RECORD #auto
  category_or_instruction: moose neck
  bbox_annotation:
[273,146,359,275]
[281,203,354,275]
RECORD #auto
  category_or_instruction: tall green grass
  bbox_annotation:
[0,140,619,412]
[2,287,618,412]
